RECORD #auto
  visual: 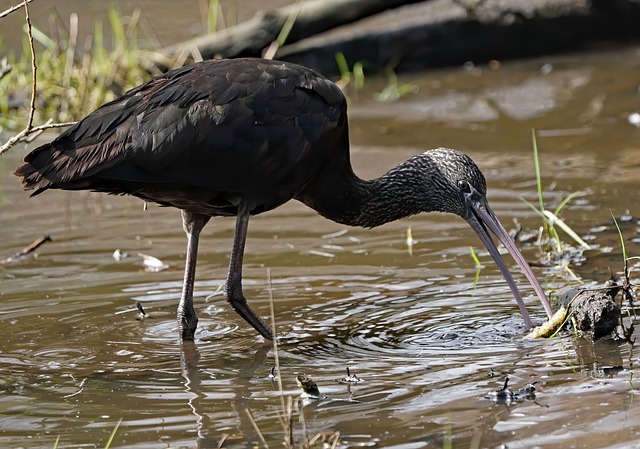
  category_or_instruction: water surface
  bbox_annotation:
[1,32,640,449]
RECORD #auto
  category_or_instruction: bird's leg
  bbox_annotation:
[177,211,210,341]
[225,206,274,341]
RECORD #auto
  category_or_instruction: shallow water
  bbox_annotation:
[2,30,640,449]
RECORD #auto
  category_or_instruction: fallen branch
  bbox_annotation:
[148,0,428,67]
[2,235,52,264]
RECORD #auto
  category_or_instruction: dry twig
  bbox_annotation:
[0,0,76,156]
[0,0,33,19]
[2,235,51,264]
[244,408,269,449]
[24,0,36,131]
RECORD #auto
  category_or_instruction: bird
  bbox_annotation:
[15,57,554,341]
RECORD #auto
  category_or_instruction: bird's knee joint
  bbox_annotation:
[224,288,247,307]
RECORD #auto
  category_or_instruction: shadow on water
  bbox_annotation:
[1,42,640,448]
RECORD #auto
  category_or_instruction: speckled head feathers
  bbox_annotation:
[410,148,488,217]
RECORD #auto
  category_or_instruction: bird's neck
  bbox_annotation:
[298,156,435,229]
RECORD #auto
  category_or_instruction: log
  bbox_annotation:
[147,0,640,76]
[147,0,429,67]
[276,0,640,76]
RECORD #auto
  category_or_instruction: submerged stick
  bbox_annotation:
[2,235,52,264]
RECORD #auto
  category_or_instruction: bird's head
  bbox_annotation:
[415,148,488,218]
[414,148,553,329]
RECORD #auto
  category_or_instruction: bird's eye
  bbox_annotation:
[457,180,471,193]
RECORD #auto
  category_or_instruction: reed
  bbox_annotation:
[522,130,590,255]
[0,8,150,132]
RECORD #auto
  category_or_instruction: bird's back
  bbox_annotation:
[15,58,349,216]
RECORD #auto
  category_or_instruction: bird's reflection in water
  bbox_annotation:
[179,340,273,448]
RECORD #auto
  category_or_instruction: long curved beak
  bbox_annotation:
[463,187,554,330]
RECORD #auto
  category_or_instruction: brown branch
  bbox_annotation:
[24,120,76,141]
[2,235,52,264]
[0,0,35,156]
[24,0,36,131]
[0,0,33,19]
[0,121,76,155]
[0,1,76,156]
[0,129,31,155]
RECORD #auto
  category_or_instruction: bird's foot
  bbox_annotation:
[178,314,198,341]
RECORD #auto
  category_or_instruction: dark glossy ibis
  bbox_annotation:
[15,58,553,341]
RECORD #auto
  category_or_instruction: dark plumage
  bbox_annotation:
[15,57,553,341]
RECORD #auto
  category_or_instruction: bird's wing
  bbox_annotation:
[121,59,346,194]
[16,59,346,198]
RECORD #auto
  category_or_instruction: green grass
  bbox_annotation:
[335,51,364,92]
[334,53,419,105]
[50,418,121,449]
[522,130,590,254]
[469,129,588,270]
[469,246,482,268]
[612,212,627,263]
[375,66,418,103]
[104,419,122,449]
[202,0,220,34]
[0,8,150,131]
[612,211,640,291]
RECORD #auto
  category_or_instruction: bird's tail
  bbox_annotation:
[14,141,64,196]
[14,90,137,196]
[14,138,118,196]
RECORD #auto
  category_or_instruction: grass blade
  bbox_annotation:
[531,129,548,235]
[611,211,627,262]
[469,246,482,268]
[335,51,350,85]
[104,418,122,449]
[553,190,584,216]
[521,197,548,220]
[542,210,590,249]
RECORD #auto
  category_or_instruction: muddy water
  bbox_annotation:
[2,37,640,449]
